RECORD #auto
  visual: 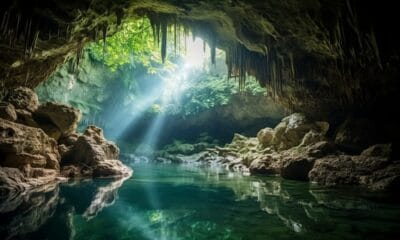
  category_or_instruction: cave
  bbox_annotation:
[1,0,400,239]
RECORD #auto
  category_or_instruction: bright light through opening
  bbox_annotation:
[161,37,211,104]
[183,37,209,69]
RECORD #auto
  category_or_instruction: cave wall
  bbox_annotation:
[1,0,399,120]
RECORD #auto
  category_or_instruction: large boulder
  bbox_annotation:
[280,157,315,181]
[272,113,329,150]
[0,118,60,171]
[334,117,377,153]
[309,155,358,186]
[34,102,81,136]
[0,102,17,121]
[249,155,281,175]
[257,127,274,147]
[61,125,131,178]
[5,87,39,112]
[14,109,39,127]
[309,144,400,191]
[299,130,325,147]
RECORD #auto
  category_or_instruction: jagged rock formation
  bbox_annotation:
[0,87,132,198]
[60,125,131,178]
[183,113,399,191]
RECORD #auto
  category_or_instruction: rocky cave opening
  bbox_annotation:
[1,0,400,239]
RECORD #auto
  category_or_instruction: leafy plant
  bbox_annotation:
[87,18,165,72]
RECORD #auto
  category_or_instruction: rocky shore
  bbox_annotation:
[158,113,399,191]
[0,87,132,197]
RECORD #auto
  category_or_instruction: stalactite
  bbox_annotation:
[0,10,8,32]
[24,18,32,56]
[2,10,10,36]
[66,25,70,40]
[32,30,39,51]
[25,67,30,86]
[289,52,295,81]
[102,24,107,57]
[174,19,177,56]
[13,13,21,46]
[161,21,167,63]
[210,35,216,65]
[368,28,382,69]
[116,8,124,27]
[74,45,84,76]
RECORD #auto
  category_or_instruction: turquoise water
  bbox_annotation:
[1,163,400,240]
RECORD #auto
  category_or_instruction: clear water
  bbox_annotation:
[1,163,400,240]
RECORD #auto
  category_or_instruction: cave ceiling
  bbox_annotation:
[0,0,399,117]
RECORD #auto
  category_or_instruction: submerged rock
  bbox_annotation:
[5,87,39,112]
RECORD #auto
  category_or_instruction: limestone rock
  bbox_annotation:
[38,122,62,140]
[34,102,81,136]
[309,144,400,191]
[0,118,60,171]
[306,141,336,158]
[257,127,274,147]
[299,130,325,147]
[0,166,58,199]
[0,102,17,121]
[0,167,29,195]
[5,87,39,112]
[272,113,329,150]
[367,163,400,191]
[309,155,357,186]
[334,117,377,153]
[360,143,392,158]
[249,155,281,175]
[15,109,39,127]
[280,157,315,181]
[59,133,79,146]
[61,125,130,178]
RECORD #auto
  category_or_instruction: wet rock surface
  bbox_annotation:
[0,88,132,199]
[309,144,400,191]
[166,113,399,191]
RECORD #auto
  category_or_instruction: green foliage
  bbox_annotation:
[87,18,164,72]
[178,74,265,116]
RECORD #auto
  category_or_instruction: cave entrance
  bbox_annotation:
[36,17,281,156]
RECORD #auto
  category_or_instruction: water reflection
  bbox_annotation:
[83,174,131,220]
[1,163,400,240]
[0,175,130,240]
[0,182,59,240]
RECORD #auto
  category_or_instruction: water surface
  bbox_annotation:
[1,163,400,240]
